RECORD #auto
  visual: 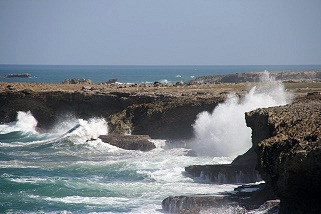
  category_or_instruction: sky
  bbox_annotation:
[0,0,321,65]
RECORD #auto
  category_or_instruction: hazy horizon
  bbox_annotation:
[2,64,321,66]
[1,0,321,65]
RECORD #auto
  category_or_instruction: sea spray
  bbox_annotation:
[0,111,38,134]
[192,72,292,156]
[64,118,108,143]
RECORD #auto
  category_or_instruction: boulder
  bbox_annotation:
[99,134,156,151]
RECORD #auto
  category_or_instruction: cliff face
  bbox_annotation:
[0,90,222,139]
[246,95,321,213]
[109,96,223,139]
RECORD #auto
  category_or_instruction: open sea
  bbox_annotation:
[1,64,321,84]
[0,65,318,213]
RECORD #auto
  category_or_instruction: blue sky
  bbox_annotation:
[0,0,321,65]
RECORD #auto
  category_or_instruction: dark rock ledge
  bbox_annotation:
[99,134,156,151]
[0,90,222,140]
[185,164,261,184]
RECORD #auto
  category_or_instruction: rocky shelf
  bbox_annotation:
[99,134,156,151]
[185,164,261,184]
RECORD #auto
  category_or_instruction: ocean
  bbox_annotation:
[0,112,236,213]
[1,64,321,84]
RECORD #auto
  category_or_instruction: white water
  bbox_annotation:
[0,111,38,134]
[193,72,292,156]
[0,112,239,213]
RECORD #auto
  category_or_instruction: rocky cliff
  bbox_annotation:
[246,93,321,213]
[0,88,222,139]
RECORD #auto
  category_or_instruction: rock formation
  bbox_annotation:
[185,164,261,184]
[99,134,155,151]
[0,73,32,78]
[245,93,321,213]
[108,96,223,139]
[0,89,222,139]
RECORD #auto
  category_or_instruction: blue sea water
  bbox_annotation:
[0,112,237,213]
[0,64,321,84]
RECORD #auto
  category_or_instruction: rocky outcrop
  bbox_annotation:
[108,96,223,139]
[99,134,155,151]
[191,70,321,84]
[0,73,31,78]
[0,90,222,139]
[185,164,261,184]
[62,78,92,84]
[246,95,321,213]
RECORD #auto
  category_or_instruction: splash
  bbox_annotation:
[0,111,38,134]
[192,72,292,156]
[63,118,108,143]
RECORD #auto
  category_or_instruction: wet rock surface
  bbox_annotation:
[246,94,321,213]
[162,183,277,213]
[99,134,155,151]
[185,164,261,184]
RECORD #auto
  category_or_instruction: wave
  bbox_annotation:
[193,71,293,156]
[0,111,38,134]
[0,112,108,151]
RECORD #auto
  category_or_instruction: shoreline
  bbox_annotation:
[1,71,321,213]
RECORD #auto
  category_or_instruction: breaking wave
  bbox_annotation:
[193,72,292,156]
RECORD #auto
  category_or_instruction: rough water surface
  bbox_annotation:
[0,112,236,213]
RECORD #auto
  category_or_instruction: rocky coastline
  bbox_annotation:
[1,72,321,213]
[164,92,321,213]
[246,93,321,213]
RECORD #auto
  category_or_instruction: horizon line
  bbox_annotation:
[1,63,321,67]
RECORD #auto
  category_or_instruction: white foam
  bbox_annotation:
[158,79,170,84]
[62,118,108,143]
[148,139,166,148]
[193,72,292,156]
[30,195,131,205]
[0,111,38,134]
